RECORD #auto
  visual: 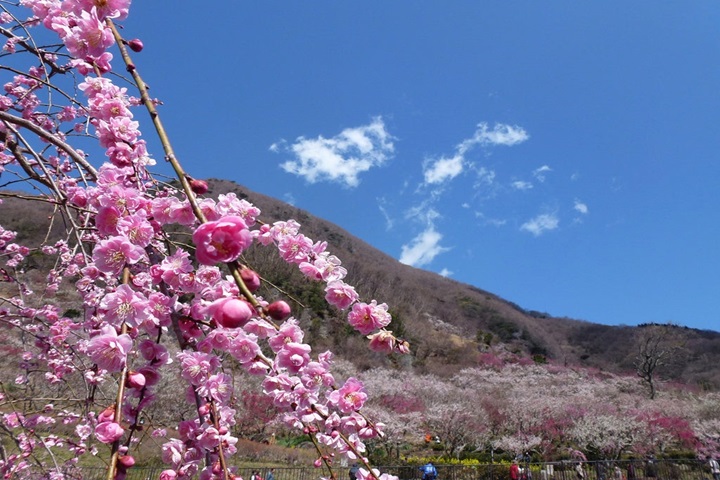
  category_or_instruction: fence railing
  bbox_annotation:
[70,460,712,480]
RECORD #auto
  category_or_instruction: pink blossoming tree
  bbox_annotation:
[0,2,409,478]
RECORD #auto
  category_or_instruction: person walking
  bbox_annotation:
[511,460,521,480]
[709,457,720,480]
[266,469,276,480]
[575,462,585,480]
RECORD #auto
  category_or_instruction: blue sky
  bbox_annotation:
[125,2,720,332]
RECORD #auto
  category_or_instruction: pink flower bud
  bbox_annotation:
[118,455,135,468]
[210,297,253,329]
[127,38,144,52]
[125,371,146,389]
[98,405,115,423]
[240,267,261,292]
[267,300,291,321]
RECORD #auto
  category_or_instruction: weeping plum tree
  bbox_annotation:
[0,2,409,479]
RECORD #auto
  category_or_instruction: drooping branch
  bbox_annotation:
[0,110,98,180]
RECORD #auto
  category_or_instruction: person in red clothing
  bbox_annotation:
[511,460,521,480]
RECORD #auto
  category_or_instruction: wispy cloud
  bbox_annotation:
[423,122,528,185]
[377,197,394,230]
[520,213,559,236]
[399,206,450,267]
[533,165,552,182]
[475,211,507,227]
[574,199,589,215]
[512,180,533,191]
[399,225,450,267]
[271,116,394,188]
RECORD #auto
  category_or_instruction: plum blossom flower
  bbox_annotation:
[275,342,311,374]
[325,280,359,310]
[366,330,396,353]
[87,325,132,372]
[277,233,314,264]
[192,216,252,265]
[300,361,335,389]
[268,319,304,353]
[99,284,150,328]
[95,421,124,444]
[196,373,232,403]
[178,351,220,386]
[116,210,154,247]
[347,300,392,335]
[92,236,146,275]
[327,377,367,414]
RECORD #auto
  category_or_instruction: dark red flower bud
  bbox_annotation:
[267,300,291,321]
[189,178,209,195]
[127,39,144,52]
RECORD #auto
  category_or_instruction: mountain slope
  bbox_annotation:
[204,179,720,389]
[1,179,718,390]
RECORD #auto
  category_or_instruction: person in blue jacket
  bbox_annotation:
[420,462,438,480]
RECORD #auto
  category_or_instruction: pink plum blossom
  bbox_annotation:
[325,280,359,310]
[268,318,304,353]
[99,284,150,328]
[347,300,392,335]
[95,421,124,444]
[92,236,146,275]
[275,342,311,374]
[192,216,252,265]
[178,351,221,386]
[87,325,132,372]
[327,377,367,414]
[366,330,396,353]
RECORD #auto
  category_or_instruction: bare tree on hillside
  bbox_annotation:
[635,323,683,399]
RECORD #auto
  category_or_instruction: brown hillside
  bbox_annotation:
[1,179,719,390]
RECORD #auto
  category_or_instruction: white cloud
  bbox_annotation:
[520,213,559,236]
[399,225,450,267]
[468,122,529,147]
[439,268,453,277]
[574,199,589,215]
[533,165,552,182]
[423,153,464,184]
[512,180,533,191]
[423,122,528,185]
[273,116,394,188]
